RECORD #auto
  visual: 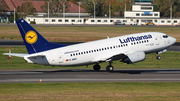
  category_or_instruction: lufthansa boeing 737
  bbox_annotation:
[4,19,177,71]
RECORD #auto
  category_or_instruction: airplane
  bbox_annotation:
[3,19,176,72]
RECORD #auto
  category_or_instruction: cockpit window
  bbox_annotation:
[163,35,168,38]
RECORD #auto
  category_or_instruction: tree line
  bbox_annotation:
[1,0,180,21]
[83,0,180,17]
[153,0,180,17]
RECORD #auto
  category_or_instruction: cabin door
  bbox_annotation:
[58,53,63,63]
[155,36,159,45]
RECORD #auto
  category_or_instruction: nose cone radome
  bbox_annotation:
[170,36,177,45]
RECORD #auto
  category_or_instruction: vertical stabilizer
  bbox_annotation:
[16,19,67,54]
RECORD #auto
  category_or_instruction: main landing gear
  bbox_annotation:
[93,64,101,71]
[93,61,114,72]
[106,61,114,72]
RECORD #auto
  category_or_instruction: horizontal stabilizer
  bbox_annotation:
[3,53,28,58]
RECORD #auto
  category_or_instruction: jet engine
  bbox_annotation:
[121,51,146,64]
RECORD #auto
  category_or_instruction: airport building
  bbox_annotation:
[25,0,180,25]
[124,0,160,24]
[125,0,160,18]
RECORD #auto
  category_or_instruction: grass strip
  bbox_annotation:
[0,82,180,101]
[0,26,180,42]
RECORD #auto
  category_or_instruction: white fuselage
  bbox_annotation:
[24,32,176,66]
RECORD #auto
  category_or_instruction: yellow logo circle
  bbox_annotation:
[25,31,38,44]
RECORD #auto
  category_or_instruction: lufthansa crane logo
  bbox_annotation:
[25,31,38,44]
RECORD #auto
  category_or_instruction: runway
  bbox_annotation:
[1,69,180,83]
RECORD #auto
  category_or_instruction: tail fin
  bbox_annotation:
[16,19,67,54]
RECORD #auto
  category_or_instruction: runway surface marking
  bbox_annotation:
[1,78,180,83]
[0,72,43,75]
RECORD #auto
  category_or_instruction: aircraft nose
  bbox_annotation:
[170,36,177,45]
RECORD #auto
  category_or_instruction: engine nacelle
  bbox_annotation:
[122,51,146,64]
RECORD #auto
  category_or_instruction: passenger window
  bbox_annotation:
[110,47,112,49]
[118,45,120,47]
[147,40,149,42]
[76,53,78,55]
[79,53,80,55]
[113,46,115,48]
[81,52,83,54]
[94,50,96,52]
[70,54,72,56]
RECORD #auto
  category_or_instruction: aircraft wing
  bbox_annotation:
[3,53,28,58]
[91,51,127,63]
[91,50,145,64]
[106,53,127,62]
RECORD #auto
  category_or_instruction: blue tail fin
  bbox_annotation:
[16,19,67,54]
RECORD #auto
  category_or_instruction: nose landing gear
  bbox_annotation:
[156,55,161,60]
[156,52,161,60]
[156,49,167,60]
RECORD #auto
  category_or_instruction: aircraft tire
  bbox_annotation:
[106,65,114,72]
[93,64,101,71]
[156,56,161,60]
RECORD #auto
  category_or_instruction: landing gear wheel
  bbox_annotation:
[106,65,114,72]
[156,56,161,60]
[93,64,101,71]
